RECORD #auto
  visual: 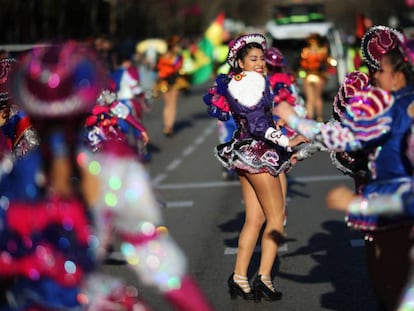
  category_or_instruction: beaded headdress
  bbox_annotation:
[227,33,267,68]
[361,25,411,71]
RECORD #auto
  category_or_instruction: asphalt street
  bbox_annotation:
[102,82,378,311]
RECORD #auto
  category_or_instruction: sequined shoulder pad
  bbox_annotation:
[203,74,231,121]
[342,87,393,141]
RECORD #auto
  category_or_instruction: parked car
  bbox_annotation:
[265,3,347,98]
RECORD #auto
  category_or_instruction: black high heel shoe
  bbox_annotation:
[252,274,282,302]
[227,273,254,300]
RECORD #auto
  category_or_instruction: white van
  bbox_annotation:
[265,3,347,97]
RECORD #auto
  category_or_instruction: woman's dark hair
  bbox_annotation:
[387,48,414,85]
[233,42,264,73]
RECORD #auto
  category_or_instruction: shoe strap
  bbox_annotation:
[259,275,275,292]
[233,274,251,293]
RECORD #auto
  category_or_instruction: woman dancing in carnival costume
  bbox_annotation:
[325,139,414,311]
[265,46,306,124]
[326,114,414,311]
[0,57,38,158]
[154,35,189,137]
[299,33,329,121]
[265,46,324,163]
[203,33,307,302]
[275,25,414,311]
[0,41,213,311]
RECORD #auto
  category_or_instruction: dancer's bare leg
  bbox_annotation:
[244,172,285,277]
[303,79,316,119]
[233,174,266,278]
[162,88,179,133]
[314,79,325,121]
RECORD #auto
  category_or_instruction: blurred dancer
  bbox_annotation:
[0,41,213,311]
[84,89,151,261]
[299,33,328,121]
[266,46,306,135]
[203,33,307,302]
[154,35,189,137]
[265,46,307,226]
[325,119,414,311]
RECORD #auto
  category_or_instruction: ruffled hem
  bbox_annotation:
[214,138,291,177]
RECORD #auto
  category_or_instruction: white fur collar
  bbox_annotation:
[228,71,265,108]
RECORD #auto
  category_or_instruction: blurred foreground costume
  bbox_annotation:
[0,42,213,311]
[343,121,414,311]
[0,57,38,157]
